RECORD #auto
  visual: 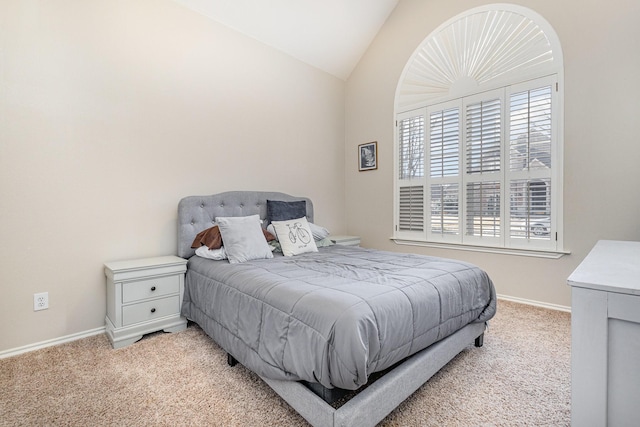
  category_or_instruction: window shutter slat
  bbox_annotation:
[430,108,460,178]
[398,116,425,179]
[399,186,424,231]
[509,179,551,240]
[430,184,459,235]
[509,86,552,171]
[465,181,501,237]
[466,98,501,174]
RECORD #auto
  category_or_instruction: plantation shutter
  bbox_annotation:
[398,115,425,180]
[465,181,501,237]
[430,108,460,178]
[466,99,501,174]
[428,105,460,239]
[430,183,459,236]
[399,186,424,231]
[464,95,502,242]
[397,113,426,234]
[507,83,554,244]
[509,86,552,171]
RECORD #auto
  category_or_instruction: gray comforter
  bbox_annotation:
[182,245,496,390]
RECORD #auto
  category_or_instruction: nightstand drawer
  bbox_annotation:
[122,275,180,303]
[122,295,180,326]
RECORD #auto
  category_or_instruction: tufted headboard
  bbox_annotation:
[177,191,314,259]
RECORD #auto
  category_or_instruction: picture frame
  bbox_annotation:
[358,141,378,171]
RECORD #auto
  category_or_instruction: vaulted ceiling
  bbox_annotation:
[172,0,399,80]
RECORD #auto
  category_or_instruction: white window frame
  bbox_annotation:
[505,76,560,252]
[392,5,566,257]
[395,109,428,242]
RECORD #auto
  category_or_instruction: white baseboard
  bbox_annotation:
[497,294,571,313]
[0,295,569,359]
[0,326,106,359]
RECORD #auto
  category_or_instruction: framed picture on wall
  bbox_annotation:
[358,141,378,171]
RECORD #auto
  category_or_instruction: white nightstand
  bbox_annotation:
[104,255,188,349]
[330,235,361,246]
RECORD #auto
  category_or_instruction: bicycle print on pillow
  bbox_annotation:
[271,217,318,257]
[287,221,312,245]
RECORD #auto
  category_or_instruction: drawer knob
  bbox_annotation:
[150,286,156,291]
[150,308,156,313]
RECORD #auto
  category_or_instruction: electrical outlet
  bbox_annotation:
[34,292,49,311]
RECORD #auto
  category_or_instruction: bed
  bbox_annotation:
[178,191,496,426]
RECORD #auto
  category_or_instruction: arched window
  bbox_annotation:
[393,4,565,256]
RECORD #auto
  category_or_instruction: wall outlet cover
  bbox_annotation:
[34,292,49,311]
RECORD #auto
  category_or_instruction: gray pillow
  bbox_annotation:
[267,200,306,224]
[216,215,274,264]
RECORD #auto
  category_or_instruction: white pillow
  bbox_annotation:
[308,222,330,240]
[195,246,227,260]
[268,222,330,242]
[315,237,334,247]
[270,217,318,257]
[216,215,274,264]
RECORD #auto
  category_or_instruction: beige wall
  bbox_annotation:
[0,0,346,352]
[4,0,640,354]
[345,0,640,308]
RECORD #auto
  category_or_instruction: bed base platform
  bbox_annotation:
[259,321,486,427]
[230,330,481,406]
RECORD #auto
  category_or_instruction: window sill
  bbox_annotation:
[391,238,570,259]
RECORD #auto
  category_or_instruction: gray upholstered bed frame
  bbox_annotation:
[177,191,485,427]
[178,191,314,260]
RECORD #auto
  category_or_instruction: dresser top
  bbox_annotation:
[568,240,640,295]
[105,255,187,279]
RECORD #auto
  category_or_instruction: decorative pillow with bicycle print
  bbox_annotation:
[270,216,318,257]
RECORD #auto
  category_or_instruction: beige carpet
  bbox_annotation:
[0,300,570,426]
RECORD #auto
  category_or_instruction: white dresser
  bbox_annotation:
[567,240,640,427]
[105,256,188,349]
